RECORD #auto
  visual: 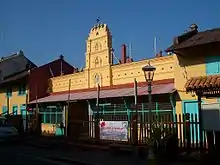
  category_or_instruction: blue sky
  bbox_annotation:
[0,0,219,67]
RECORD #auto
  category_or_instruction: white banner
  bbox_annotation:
[99,121,128,141]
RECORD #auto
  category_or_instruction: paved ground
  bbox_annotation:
[0,139,199,165]
[0,144,75,165]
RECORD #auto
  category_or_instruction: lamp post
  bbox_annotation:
[142,61,156,139]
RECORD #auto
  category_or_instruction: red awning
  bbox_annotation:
[138,83,175,95]
[29,83,175,104]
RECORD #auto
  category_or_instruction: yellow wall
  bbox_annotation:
[111,56,174,85]
[41,123,56,135]
[0,83,28,114]
[174,54,217,114]
[50,23,174,93]
[51,56,174,93]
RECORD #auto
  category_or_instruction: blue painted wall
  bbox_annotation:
[205,56,220,75]
[182,100,199,115]
[182,100,200,141]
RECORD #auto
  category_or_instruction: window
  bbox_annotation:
[12,105,18,115]
[94,57,102,68]
[6,87,12,97]
[18,83,26,95]
[95,57,99,67]
[20,104,26,116]
[95,43,99,51]
[39,106,63,124]
[2,106,8,115]
[205,56,220,75]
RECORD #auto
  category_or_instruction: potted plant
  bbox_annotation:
[150,121,179,163]
[142,121,171,164]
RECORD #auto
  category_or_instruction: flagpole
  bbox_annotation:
[35,83,39,135]
[66,79,71,136]
[134,78,138,145]
[95,83,100,142]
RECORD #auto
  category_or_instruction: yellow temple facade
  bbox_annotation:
[33,23,220,136]
[43,23,219,117]
[50,23,174,94]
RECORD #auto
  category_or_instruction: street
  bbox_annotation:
[0,142,198,165]
[0,144,74,165]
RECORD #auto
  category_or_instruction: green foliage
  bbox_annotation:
[145,121,171,146]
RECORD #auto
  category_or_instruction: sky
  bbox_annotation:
[0,0,219,67]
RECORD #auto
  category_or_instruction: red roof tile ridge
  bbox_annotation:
[185,74,220,92]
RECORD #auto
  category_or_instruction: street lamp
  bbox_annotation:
[142,61,156,139]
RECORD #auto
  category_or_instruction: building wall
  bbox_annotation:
[111,56,174,85]
[51,56,174,93]
[174,44,220,115]
[29,58,76,102]
[173,54,205,114]
[0,80,28,115]
[39,23,220,118]
[50,24,174,93]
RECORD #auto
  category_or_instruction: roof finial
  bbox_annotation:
[96,17,100,24]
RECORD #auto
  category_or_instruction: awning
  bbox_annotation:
[185,75,220,92]
[29,83,175,104]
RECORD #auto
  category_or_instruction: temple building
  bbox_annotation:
[29,22,175,135]
[29,22,220,138]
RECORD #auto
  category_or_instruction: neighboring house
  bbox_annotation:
[28,55,77,133]
[29,55,76,102]
[0,50,37,116]
[166,24,220,117]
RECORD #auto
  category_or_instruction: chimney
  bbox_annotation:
[59,54,64,60]
[18,50,24,56]
[189,24,198,31]
[126,58,133,63]
[121,44,126,64]
[155,50,163,58]
[173,24,198,46]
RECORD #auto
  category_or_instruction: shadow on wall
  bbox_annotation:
[176,42,220,67]
[47,79,53,93]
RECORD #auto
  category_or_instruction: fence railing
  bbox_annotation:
[68,113,207,152]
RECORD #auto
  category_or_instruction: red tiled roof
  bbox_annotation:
[185,75,220,92]
[30,82,175,104]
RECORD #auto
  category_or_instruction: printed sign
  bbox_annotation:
[99,121,128,141]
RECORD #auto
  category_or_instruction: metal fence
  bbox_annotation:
[68,103,208,153]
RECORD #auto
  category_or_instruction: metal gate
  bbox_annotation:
[88,102,174,143]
